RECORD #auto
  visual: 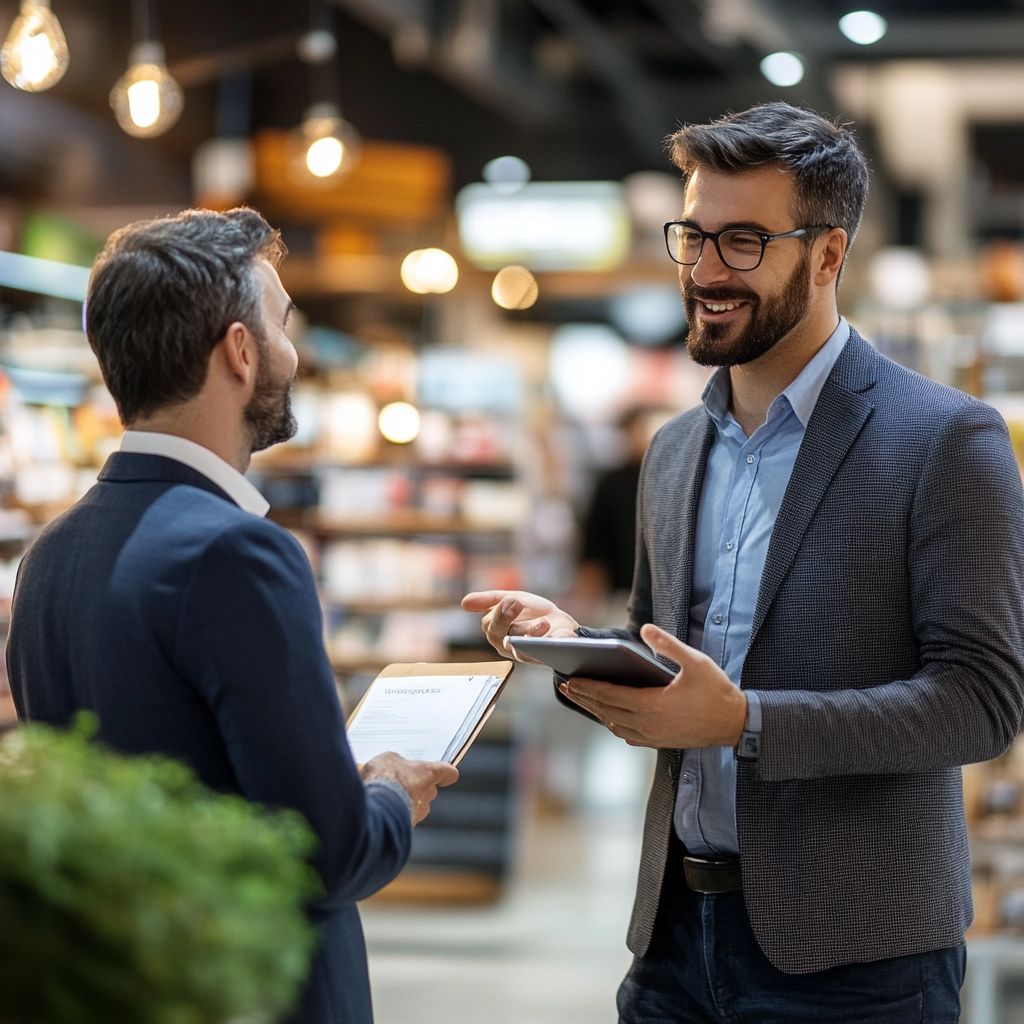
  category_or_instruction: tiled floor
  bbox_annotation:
[361,805,645,1024]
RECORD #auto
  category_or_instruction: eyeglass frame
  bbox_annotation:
[663,220,834,271]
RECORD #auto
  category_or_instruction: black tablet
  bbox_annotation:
[508,636,675,688]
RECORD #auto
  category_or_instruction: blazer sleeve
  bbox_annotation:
[176,518,411,903]
[754,400,1024,781]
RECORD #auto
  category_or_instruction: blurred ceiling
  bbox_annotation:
[2,0,1024,208]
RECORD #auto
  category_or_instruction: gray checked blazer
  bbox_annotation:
[573,328,1024,973]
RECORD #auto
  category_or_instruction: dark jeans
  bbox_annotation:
[618,840,965,1024]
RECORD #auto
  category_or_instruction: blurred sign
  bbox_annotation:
[0,251,90,302]
[456,181,630,271]
[254,133,451,223]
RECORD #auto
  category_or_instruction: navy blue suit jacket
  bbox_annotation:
[7,452,411,1024]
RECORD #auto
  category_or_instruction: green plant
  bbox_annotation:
[0,715,322,1024]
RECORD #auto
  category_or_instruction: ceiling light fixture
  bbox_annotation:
[838,10,887,45]
[0,0,69,92]
[760,52,804,87]
[289,0,361,186]
[110,1,182,138]
[288,102,361,185]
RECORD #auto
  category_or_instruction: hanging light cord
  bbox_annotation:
[132,0,153,45]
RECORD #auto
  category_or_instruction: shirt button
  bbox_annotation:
[725,540,734,550]
[680,773,693,784]
[746,454,755,464]
[712,613,723,625]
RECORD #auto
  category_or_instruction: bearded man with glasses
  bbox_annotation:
[465,102,1024,1022]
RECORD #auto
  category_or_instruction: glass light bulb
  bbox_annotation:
[127,78,160,128]
[287,103,362,187]
[109,42,183,139]
[1,0,69,92]
[306,136,344,177]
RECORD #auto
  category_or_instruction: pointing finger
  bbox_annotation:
[462,590,513,612]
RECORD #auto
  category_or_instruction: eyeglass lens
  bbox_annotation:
[667,224,764,270]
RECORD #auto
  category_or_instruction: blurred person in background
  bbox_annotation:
[7,208,457,1024]
[575,407,674,623]
[465,103,1024,1023]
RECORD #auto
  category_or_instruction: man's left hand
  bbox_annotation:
[560,623,748,749]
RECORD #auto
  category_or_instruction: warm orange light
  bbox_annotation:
[491,265,538,309]
[400,248,458,294]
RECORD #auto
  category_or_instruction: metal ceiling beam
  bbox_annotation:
[642,0,749,78]
[794,15,1024,59]
[330,0,571,129]
[531,0,669,161]
[168,33,302,88]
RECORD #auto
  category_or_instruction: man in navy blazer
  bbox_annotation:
[7,208,458,1024]
[465,104,1024,1021]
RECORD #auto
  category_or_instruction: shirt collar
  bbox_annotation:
[119,431,270,517]
[701,317,850,430]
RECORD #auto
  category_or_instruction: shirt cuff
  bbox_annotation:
[365,777,414,823]
[737,691,762,760]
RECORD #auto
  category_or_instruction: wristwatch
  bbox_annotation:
[736,691,762,760]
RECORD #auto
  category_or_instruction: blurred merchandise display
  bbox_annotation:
[965,737,1024,934]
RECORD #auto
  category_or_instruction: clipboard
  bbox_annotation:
[345,660,515,766]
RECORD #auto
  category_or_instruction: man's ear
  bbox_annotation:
[217,321,257,386]
[814,228,848,287]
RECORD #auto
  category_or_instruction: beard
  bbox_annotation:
[244,338,298,453]
[683,250,811,367]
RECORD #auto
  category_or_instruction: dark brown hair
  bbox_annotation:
[86,207,286,425]
[668,102,869,252]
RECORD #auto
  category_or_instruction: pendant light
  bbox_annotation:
[109,0,182,138]
[1,0,69,92]
[287,0,361,186]
[288,102,361,185]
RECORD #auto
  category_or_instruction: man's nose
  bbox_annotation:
[689,241,733,289]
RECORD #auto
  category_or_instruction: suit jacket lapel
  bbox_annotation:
[748,332,878,646]
[668,414,715,643]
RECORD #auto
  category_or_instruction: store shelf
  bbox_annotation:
[364,869,502,906]
[252,453,515,477]
[362,734,517,904]
[271,508,518,536]
[330,647,499,674]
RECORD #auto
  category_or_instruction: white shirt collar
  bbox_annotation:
[119,431,270,517]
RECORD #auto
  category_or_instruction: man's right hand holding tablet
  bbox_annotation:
[461,590,747,753]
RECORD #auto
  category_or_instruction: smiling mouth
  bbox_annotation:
[697,299,750,317]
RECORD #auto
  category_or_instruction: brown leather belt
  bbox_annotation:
[683,856,742,894]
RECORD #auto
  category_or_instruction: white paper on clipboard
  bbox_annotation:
[345,661,514,766]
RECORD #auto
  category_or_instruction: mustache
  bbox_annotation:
[683,283,760,304]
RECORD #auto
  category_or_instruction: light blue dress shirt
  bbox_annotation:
[673,318,850,857]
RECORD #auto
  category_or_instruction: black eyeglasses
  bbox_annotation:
[664,221,833,271]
